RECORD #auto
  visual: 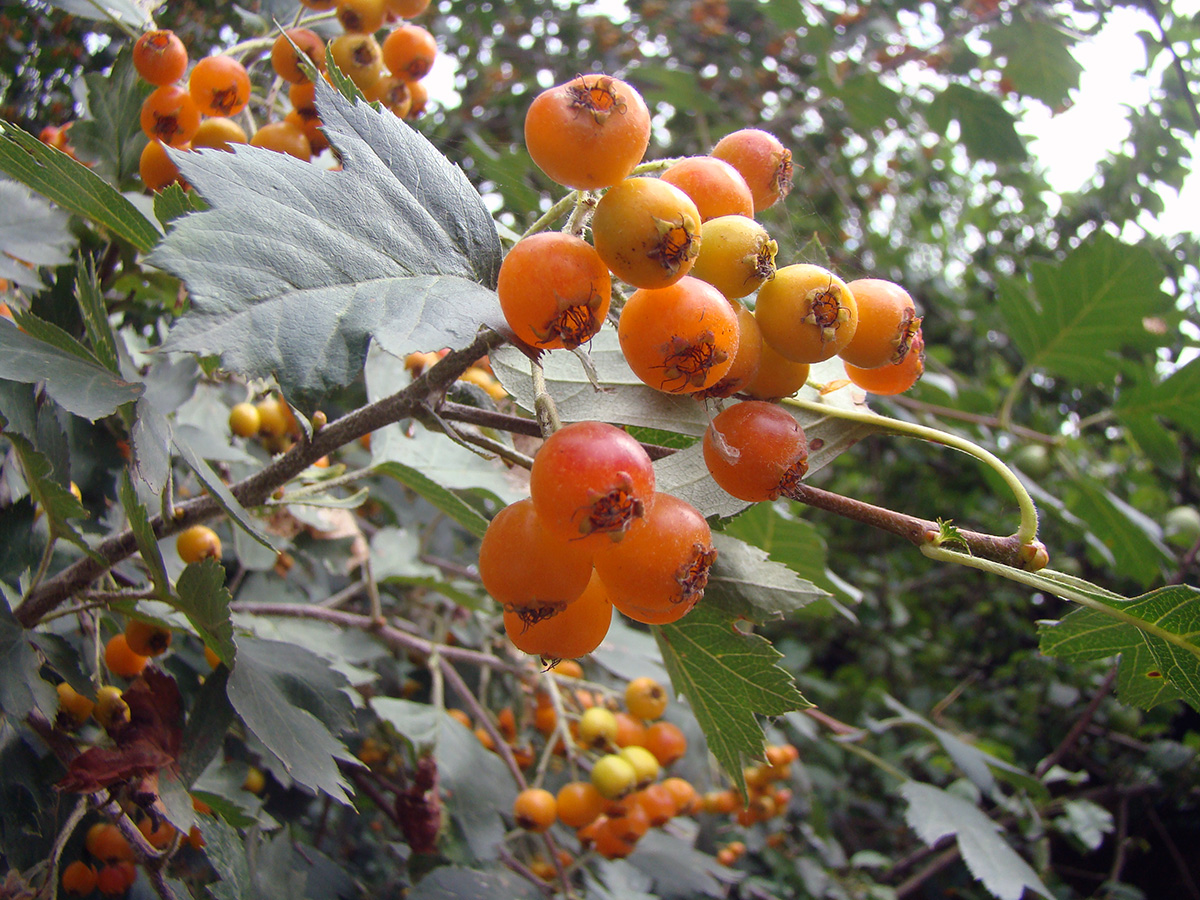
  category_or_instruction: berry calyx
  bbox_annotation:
[755,264,858,364]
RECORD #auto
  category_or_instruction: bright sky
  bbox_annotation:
[1021,4,1198,238]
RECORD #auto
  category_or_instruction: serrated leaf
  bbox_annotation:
[153,80,503,405]
[1038,584,1200,711]
[0,179,75,289]
[178,665,234,790]
[1066,476,1172,587]
[374,461,490,539]
[75,259,120,375]
[1116,356,1200,441]
[69,50,152,184]
[1053,799,1113,851]
[629,829,727,898]
[0,120,161,252]
[900,781,1052,900]
[132,396,171,495]
[996,232,1171,382]
[172,434,276,551]
[928,84,1026,163]
[118,470,170,599]
[0,318,142,420]
[226,636,359,803]
[153,182,209,225]
[0,596,56,718]
[655,603,810,796]
[991,19,1082,108]
[881,696,1047,802]
[705,533,828,623]
[199,817,252,900]
[40,0,157,29]
[175,559,235,666]
[371,697,441,753]
[0,379,38,439]
[722,501,831,587]
[7,434,100,562]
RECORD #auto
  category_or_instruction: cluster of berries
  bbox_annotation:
[484,74,929,660]
[133,0,436,191]
[450,671,800,870]
[479,420,717,660]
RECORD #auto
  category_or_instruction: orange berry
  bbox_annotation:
[189,55,251,117]
[642,721,688,766]
[61,861,98,895]
[191,116,248,151]
[85,822,133,863]
[381,24,437,81]
[556,781,606,829]
[513,787,557,832]
[124,618,172,657]
[140,85,201,147]
[132,29,188,86]
[105,633,149,679]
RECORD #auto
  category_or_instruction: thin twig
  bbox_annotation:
[1035,664,1118,777]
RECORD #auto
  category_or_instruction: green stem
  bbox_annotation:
[997,363,1033,434]
[839,741,909,783]
[783,394,1039,544]
[521,192,578,239]
[921,545,1200,662]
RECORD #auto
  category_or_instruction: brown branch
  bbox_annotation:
[230,601,525,674]
[1035,664,1118,777]
[895,845,961,898]
[785,482,1029,568]
[15,329,506,629]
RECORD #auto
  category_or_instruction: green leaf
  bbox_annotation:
[899,781,1052,900]
[705,533,828,623]
[0,120,161,253]
[153,182,209,225]
[655,603,810,796]
[118,470,170,600]
[198,817,252,900]
[172,434,277,552]
[0,316,142,421]
[176,559,235,667]
[0,596,56,718]
[178,665,235,789]
[374,461,490,539]
[991,19,1082,108]
[927,84,1027,163]
[881,696,1048,802]
[7,434,100,562]
[0,179,75,289]
[75,259,120,375]
[69,50,152,184]
[226,636,359,803]
[407,866,542,900]
[996,232,1172,382]
[838,74,901,132]
[1038,583,1200,710]
[722,501,839,596]
[40,0,157,29]
[153,79,503,406]
[1066,476,1172,587]
[1053,799,1113,851]
[1115,356,1200,441]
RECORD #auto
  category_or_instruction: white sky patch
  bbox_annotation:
[1021,5,1198,237]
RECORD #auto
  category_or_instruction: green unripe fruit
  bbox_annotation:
[591,753,637,800]
[1164,505,1200,548]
